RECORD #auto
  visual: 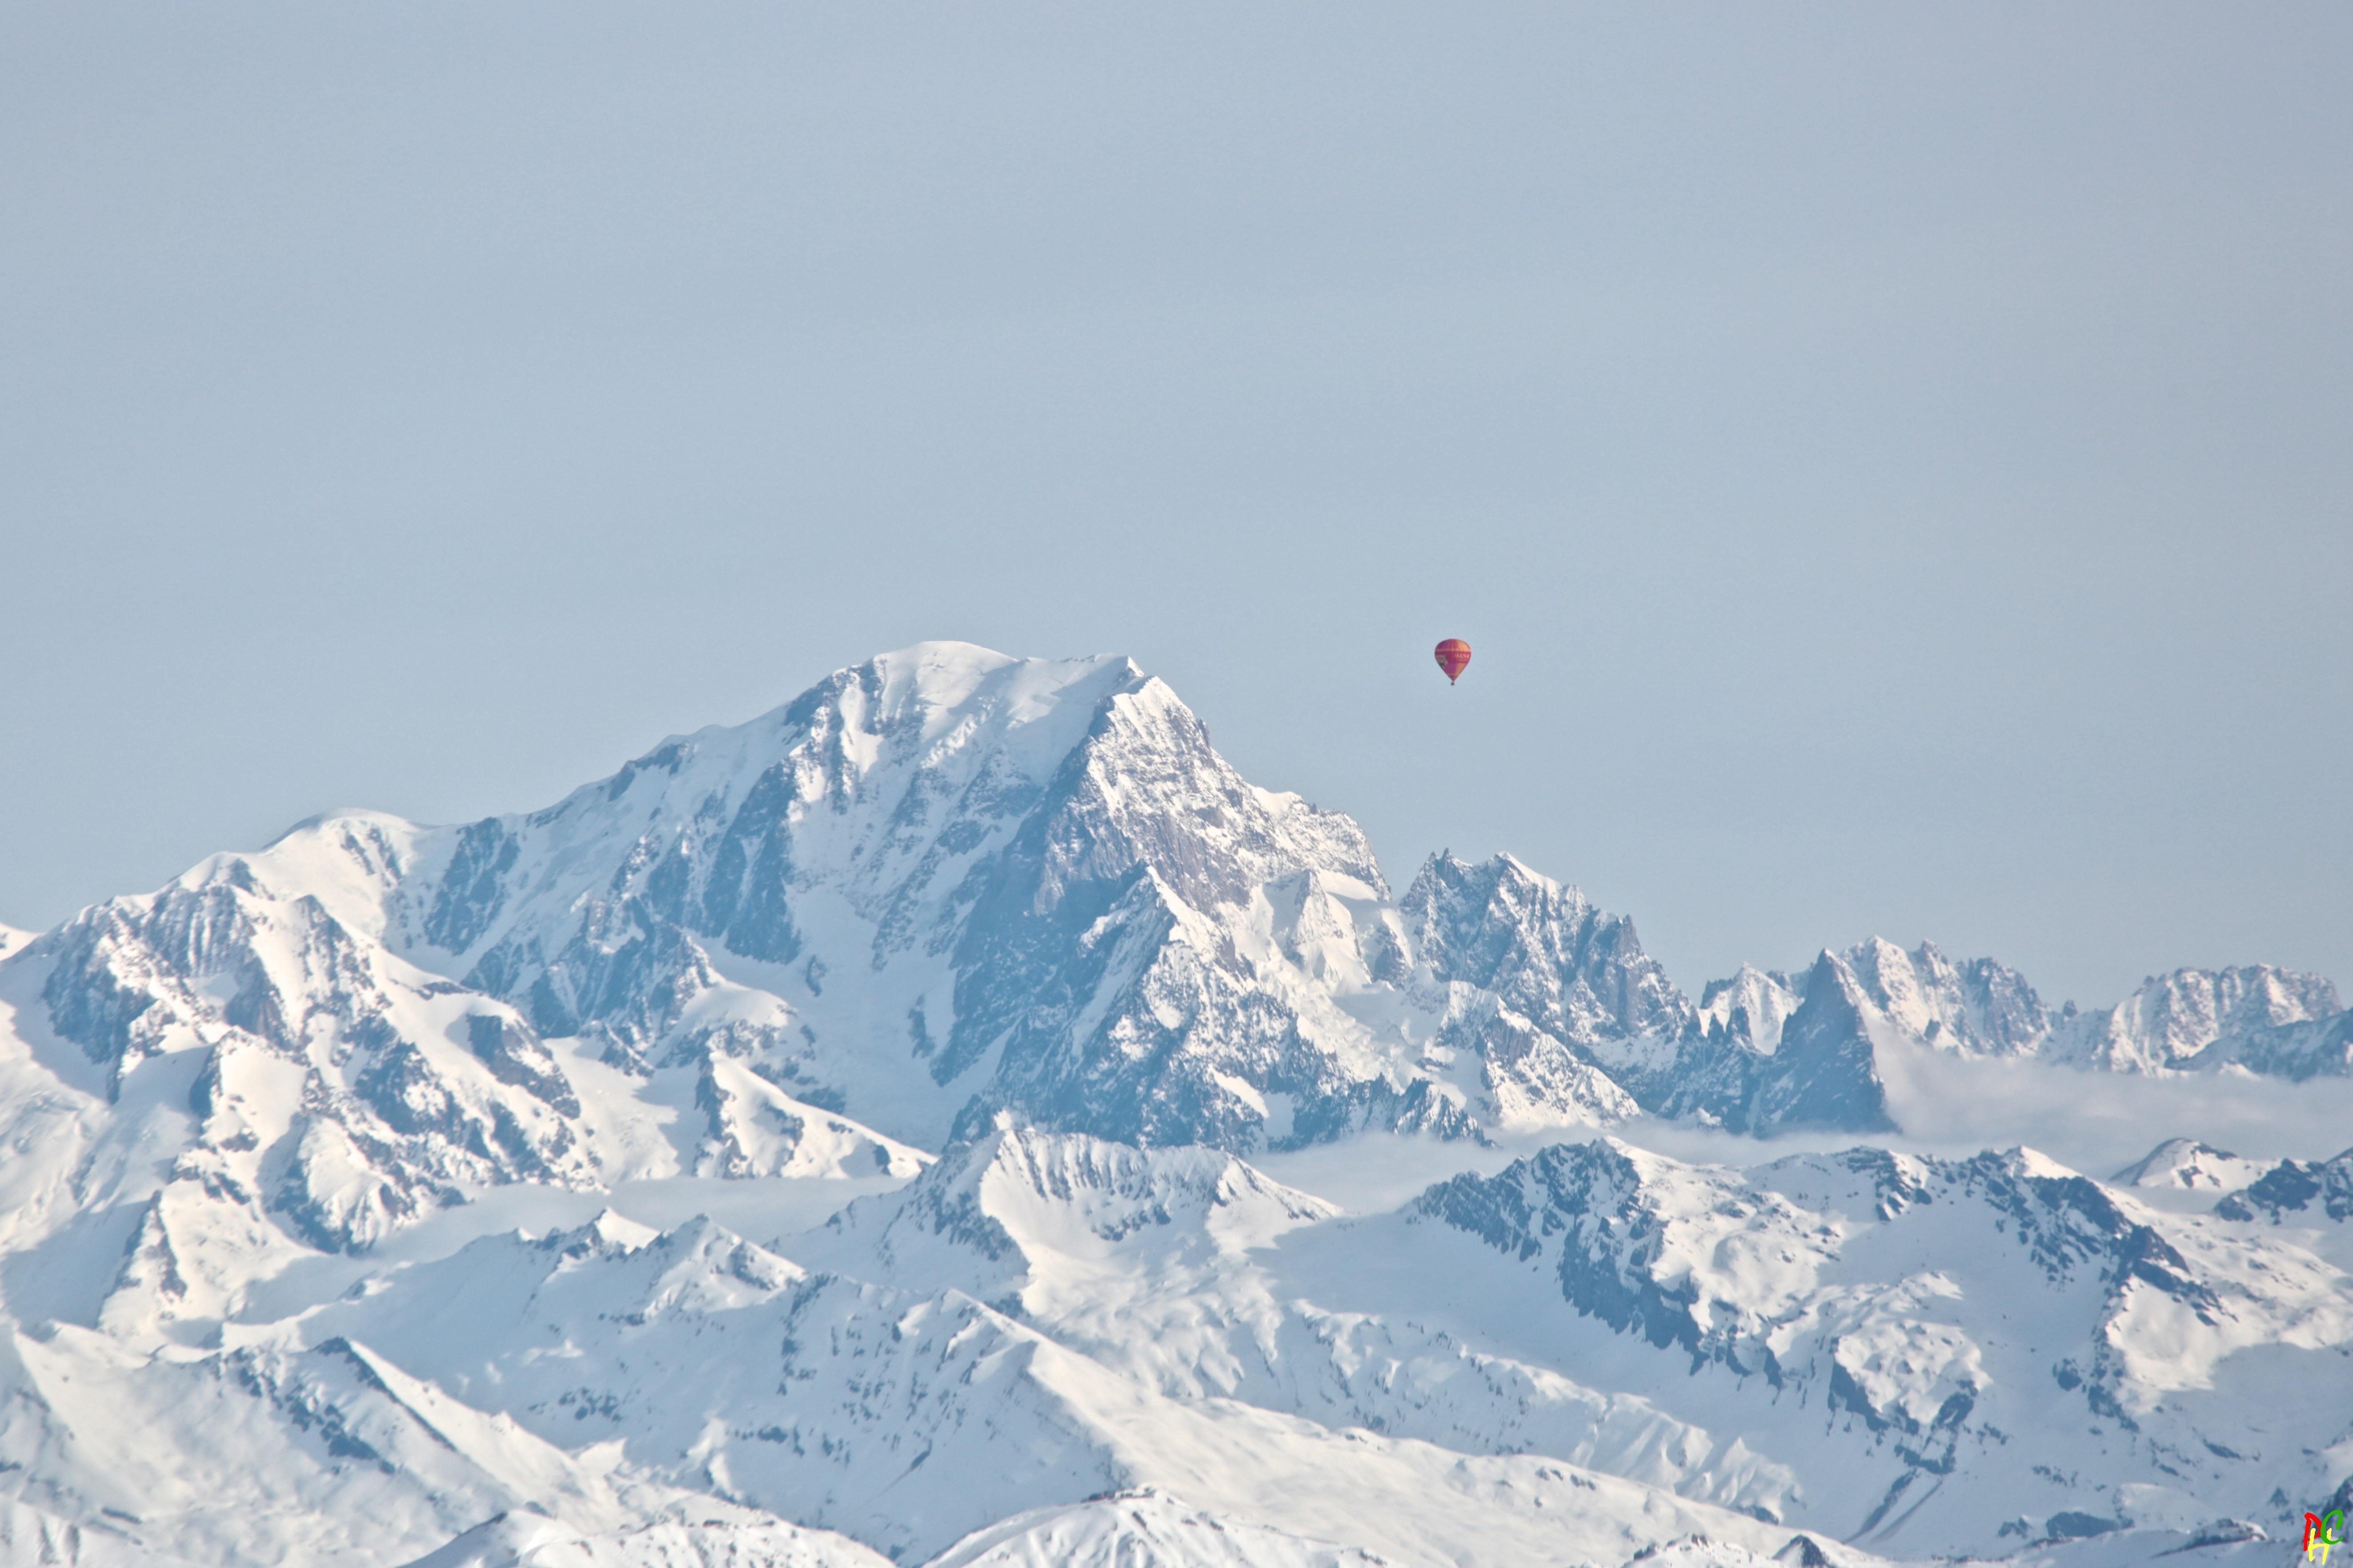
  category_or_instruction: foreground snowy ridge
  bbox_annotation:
[0,643,2345,1567]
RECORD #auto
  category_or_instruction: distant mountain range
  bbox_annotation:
[0,643,2341,1567]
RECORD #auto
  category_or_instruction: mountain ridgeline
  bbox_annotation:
[26,648,2350,1182]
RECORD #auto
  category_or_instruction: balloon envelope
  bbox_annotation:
[1434,638,1472,684]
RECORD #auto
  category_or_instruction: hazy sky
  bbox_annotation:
[3,4,2347,1007]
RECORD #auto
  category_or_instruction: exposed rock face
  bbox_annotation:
[1839,937,2056,1057]
[1401,852,1691,1050]
[2214,1149,2353,1223]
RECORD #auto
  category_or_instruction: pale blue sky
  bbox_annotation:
[3,4,2347,1007]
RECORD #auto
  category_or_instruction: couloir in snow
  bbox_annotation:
[0,643,2346,1567]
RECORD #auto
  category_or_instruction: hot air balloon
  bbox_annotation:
[1434,638,1471,684]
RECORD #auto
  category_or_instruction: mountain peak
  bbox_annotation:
[847,641,1144,742]
[2113,1136,2268,1192]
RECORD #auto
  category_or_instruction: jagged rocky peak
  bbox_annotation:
[2056,963,2346,1074]
[1668,939,2317,1135]
[420,641,1379,972]
[1658,948,1900,1136]
[1698,939,2051,1060]
[1647,939,2048,1138]
[412,642,1162,969]
[1696,965,1805,1053]
[1386,850,1690,1133]
[2213,1006,2353,1081]
[537,1206,664,1258]
[1678,938,2350,1117]
[1402,851,1689,1042]
[1838,937,2053,1056]
[312,1207,808,1366]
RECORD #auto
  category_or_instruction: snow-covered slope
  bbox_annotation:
[797,1120,1802,1523]
[399,1509,894,1568]
[0,1499,206,1568]
[284,1188,1805,1567]
[2113,1139,2271,1194]
[4,641,2350,1568]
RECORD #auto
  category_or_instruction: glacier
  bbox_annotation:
[0,641,2347,1567]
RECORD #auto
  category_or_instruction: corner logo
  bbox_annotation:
[2309,1509,2347,1562]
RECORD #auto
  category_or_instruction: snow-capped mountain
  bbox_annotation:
[2113,1140,2271,1194]
[404,648,1434,1153]
[0,642,2345,1567]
